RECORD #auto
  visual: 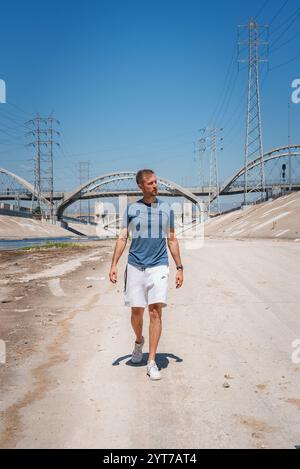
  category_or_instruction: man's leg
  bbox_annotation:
[131,307,144,344]
[148,303,163,362]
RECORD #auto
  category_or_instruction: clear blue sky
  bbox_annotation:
[0,0,299,192]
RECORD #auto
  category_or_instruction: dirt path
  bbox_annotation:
[0,238,300,448]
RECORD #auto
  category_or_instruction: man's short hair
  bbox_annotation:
[136,169,155,185]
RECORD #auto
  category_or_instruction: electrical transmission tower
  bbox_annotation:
[208,128,223,215]
[198,127,223,216]
[79,161,91,221]
[26,116,60,221]
[238,18,269,205]
[194,129,206,191]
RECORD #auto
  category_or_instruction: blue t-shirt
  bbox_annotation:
[121,198,175,268]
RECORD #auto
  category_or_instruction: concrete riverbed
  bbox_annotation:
[0,237,299,448]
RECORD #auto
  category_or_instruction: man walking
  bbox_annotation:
[109,169,183,380]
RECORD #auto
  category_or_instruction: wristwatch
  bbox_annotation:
[176,264,184,271]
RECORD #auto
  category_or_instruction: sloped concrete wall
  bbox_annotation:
[0,216,76,239]
[204,191,300,240]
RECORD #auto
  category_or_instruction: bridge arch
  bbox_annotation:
[56,171,203,220]
[210,144,300,202]
[0,167,51,206]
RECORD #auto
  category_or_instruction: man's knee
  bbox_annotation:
[131,307,144,317]
[148,303,162,320]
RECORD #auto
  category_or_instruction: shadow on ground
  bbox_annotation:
[112,352,183,369]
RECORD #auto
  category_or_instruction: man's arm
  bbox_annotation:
[167,228,183,289]
[109,227,128,284]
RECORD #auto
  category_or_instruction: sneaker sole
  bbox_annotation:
[147,371,161,380]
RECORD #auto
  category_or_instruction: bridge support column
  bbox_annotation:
[60,220,68,230]
[119,195,128,219]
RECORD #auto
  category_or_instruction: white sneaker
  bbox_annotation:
[131,336,145,364]
[147,360,161,380]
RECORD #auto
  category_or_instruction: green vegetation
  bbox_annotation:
[20,241,87,250]
[32,206,42,220]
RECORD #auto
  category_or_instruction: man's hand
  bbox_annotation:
[109,265,118,284]
[176,270,183,289]
[109,231,128,284]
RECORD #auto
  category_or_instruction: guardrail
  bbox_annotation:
[0,208,33,218]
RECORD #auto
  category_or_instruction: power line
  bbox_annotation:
[0,145,26,155]
[269,51,300,71]
[270,6,300,38]
[269,7,300,49]
[216,68,239,127]
[269,0,289,25]
[255,0,271,19]
[0,109,29,128]
[0,121,27,132]
[222,90,247,141]
[57,145,81,182]
[208,43,237,126]
[5,101,32,118]
[270,29,300,54]
[0,126,26,142]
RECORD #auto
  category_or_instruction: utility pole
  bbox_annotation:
[208,127,223,216]
[238,18,269,206]
[79,161,91,221]
[194,129,206,191]
[198,127,223,216]
[26,115,60,221]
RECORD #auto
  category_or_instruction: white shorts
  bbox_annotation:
[124,263,169,308]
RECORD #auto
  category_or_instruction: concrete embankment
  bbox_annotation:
[0,216,75,240]
[205,191,300,240]
[0,215,116,240]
